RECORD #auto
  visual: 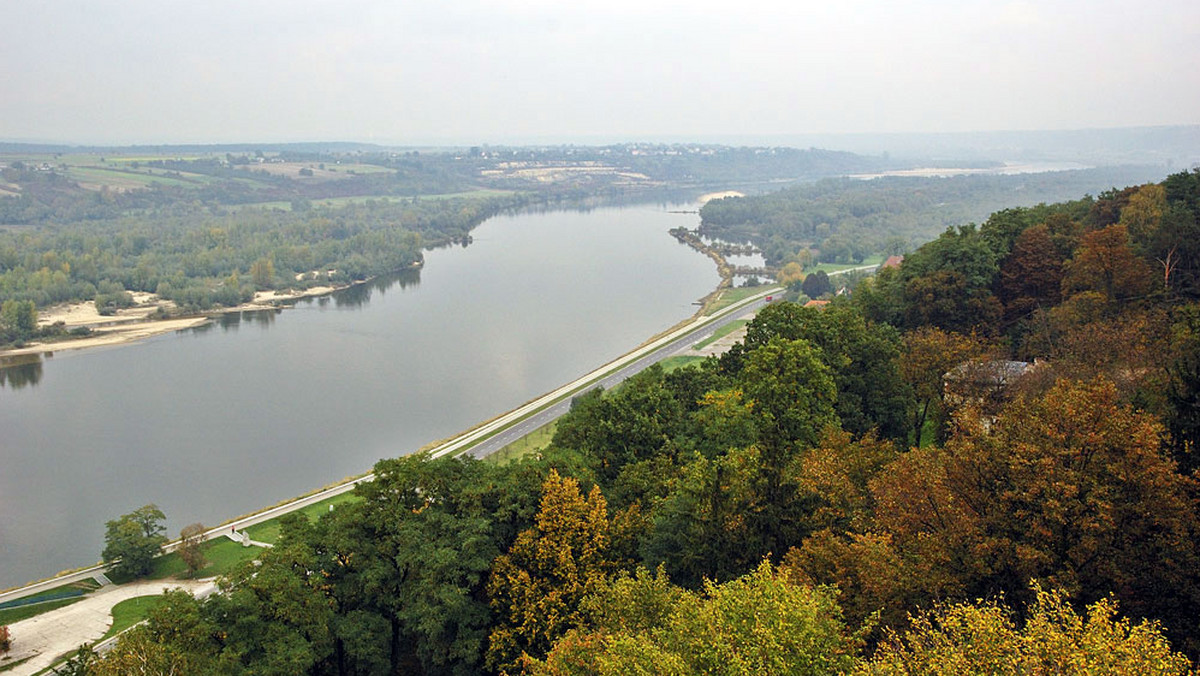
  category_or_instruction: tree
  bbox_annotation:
[487,470,615,673]
[858,586,1195,675]
[325,452,515,675]
[998,223,1064,320]
[1062,224,1154,304]
[0,299,37,338]
[899,327,989,445]
[177,522,206,577]
[871,378,1200,648]
[738,336,837,451]
[102,504,167,579]
[737,302,909,441]
[801,270,832,298]
[534,561,858,676]
[0,625,10,656]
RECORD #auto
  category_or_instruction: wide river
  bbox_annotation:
[0,202,719,589]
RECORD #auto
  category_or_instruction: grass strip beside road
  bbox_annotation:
[485,420,558,466]
[244,492,361,544]
[0,597,82,625]
[702,286,764,315]
[693,318,748,350]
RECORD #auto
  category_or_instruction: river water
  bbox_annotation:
[0,203,718,589]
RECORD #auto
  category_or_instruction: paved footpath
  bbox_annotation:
[3,578,216,676]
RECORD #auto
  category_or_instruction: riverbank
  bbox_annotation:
[1,285,351,358]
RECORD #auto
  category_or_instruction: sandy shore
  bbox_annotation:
[698,190,745,203]
[2,285,347,358]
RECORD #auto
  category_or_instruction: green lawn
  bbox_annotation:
[243,492,362,544]
[0,656,34,673]
[99,595,164,643]
[109,537,263,585]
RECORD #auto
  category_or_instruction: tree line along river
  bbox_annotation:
[0,202,720,589]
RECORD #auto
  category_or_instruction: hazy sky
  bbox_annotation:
[3,0,1198,145]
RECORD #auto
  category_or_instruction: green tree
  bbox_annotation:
[102,504,167,579]
[801,270,833,298]
[0,299,37,338]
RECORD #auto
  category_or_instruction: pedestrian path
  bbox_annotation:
[2,577,215,676]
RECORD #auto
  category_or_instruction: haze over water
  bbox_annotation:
[0,204,718,588]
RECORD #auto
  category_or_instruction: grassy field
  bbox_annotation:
[65,166,206,190]
[243,492,362,544]
[484,420,559,465]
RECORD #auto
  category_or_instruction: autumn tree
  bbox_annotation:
[1061,224,1154,304]
[534,561,858,676]
[858,586,1195,675]
[487,470,615,674]
[900,327,989,445]
[874,378,1200,647]
[0,625,10,656]
[1119,183,1168,252]
[177,522,206,577]
[998,223,1065,321]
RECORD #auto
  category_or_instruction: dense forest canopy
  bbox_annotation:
[71,169,1200,674]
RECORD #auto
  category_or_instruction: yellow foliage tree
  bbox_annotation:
[858,586,1194,675]
[487,470,614,674]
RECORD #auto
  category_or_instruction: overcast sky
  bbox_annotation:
[3,0,1198,145]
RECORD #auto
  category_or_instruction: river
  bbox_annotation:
[0,202,719,589]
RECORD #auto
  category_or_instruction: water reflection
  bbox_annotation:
[0,354,44,390]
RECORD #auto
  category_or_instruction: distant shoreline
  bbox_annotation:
[0,284,355,359]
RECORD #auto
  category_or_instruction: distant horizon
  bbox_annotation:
[2,122,1198,151]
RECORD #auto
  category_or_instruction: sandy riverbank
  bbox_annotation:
[698,190,745,203]
[1,285,348,358]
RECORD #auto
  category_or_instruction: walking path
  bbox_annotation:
[2,578,216,676]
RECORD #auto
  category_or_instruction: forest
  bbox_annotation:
[67,169,1200,674]
[696,165,1171,265]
